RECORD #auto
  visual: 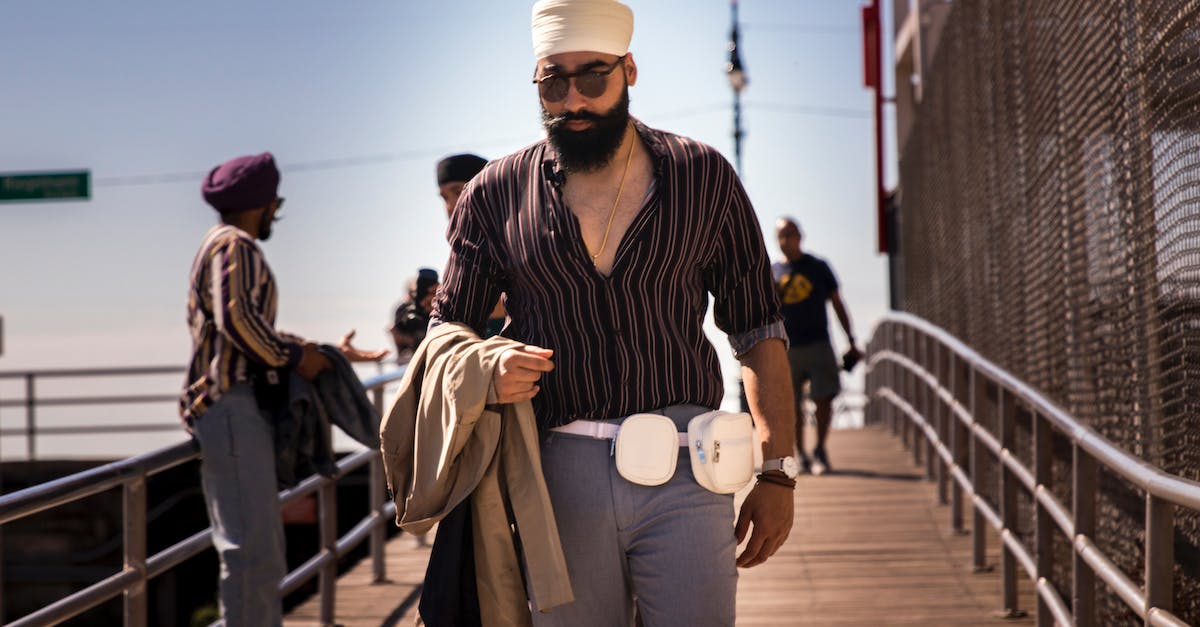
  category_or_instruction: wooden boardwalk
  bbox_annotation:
[285,425,1035,626]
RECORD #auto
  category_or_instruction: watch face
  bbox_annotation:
[781,456,799,478]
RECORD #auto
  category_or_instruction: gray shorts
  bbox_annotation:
[787,341,841,401]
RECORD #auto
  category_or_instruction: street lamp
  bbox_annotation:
[725,0,747,176]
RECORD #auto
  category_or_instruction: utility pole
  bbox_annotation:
[726,0,747,177]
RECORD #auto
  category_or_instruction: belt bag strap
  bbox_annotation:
[551,418,689,446]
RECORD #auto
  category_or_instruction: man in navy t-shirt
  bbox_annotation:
[772,218,862,474]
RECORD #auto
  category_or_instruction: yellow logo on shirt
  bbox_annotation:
[778,274,812,305]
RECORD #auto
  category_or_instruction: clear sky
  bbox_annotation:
[1,1,894,457]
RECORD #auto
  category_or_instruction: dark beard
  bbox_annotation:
[257,208,274,241]
[541,85,631,174]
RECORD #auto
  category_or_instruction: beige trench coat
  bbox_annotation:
[380,322,573,626]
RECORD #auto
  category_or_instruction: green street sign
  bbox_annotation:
[0,170,91,202]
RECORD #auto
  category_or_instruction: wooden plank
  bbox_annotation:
[286,425,1036,626]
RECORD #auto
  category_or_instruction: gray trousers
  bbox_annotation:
[533,405,738,627]
[193,383,286,627]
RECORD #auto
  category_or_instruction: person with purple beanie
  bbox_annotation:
[180,152,385,625]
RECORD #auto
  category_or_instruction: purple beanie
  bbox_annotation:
[202,152,280,213]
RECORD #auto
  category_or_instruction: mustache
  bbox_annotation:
[544,109,605,127]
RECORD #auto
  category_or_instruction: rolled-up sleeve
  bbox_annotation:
[703,166,783,358]
[728,320,789,359]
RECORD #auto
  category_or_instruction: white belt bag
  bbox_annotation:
[551,411,757,494]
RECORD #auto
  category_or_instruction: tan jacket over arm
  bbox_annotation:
[379,322,573,623]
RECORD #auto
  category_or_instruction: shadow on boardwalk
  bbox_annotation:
[286,425,1035,626]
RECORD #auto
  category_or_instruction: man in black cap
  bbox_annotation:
[435,153,508,336]
[437,153,489,217]
[181,151,385,626]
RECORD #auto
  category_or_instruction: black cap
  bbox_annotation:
[436,154,488,185]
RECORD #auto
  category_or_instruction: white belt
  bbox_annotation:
[551,419,689,447]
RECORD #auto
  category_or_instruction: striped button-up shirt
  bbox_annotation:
[432,119,785,428]
[180,224,301,424]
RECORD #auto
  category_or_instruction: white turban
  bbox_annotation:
[531,0,634,60]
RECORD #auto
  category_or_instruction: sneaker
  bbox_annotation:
[798,453,812,475]
[811,447,832,475]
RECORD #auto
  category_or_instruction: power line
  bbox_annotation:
[742,23,859,35]
[745,101,870,119]
[93,138,531,188]
[91,103,866,188]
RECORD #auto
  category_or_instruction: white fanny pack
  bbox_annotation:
[551,410,757,494]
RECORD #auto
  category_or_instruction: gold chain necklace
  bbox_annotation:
[589,129,636,264]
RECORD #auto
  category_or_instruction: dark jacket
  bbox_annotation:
[273,345,381,488]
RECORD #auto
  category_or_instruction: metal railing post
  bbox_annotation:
[25,373,36,460]
[888,323,899,436]
[911,328,922,467]
[927,335,940,485]
[899,326,910,447]
[1145,494,1174,625]
[969,366,988,572]
[372,386,385,418]
[865,337,876,426]
[949,350,964,533]
[318,481,338,626]
[369,454,387,583]
[123,476,148,627]
[1073,445,1096,627]
[998,390,1020,615]
[914,329,926,466]
[1034,412,1052,626]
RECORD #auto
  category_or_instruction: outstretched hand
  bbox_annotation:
[734,481,794,568]
[493,345,554,404]
[338,329,390,362]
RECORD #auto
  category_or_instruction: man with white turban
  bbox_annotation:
[429,1,798,624]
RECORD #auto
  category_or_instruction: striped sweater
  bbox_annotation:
[180,224,301,423]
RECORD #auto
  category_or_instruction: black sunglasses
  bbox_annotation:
[532,55,627,103]
[271,197,285,222]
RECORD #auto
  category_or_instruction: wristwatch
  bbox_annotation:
[762,456,800,479]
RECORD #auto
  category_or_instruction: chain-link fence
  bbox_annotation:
[893,1,1200,621]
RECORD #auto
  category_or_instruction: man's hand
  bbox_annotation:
[493,345,554,403]
[338,329,390,362]
[734,480,794,568]
[296,342,332,380]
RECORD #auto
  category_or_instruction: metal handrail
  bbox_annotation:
[0,367,407,627]
[0,364,395,460]
[866,311,1199,627]
[0,365,189,460]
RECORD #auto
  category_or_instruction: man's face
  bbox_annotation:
[777,221,802,259]
[439,181,467,217]
[256,198,284,242]
[537,51,636,173]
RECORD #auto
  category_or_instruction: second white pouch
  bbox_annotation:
[687,410,756,494]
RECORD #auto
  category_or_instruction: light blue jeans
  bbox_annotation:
[193,383,285,627]
[533,404,738,627]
